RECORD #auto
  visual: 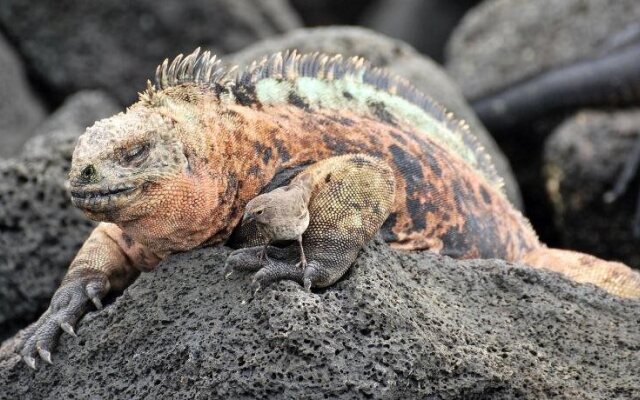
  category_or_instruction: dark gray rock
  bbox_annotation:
[2,239,638,399]
[544,109,640,268]
[0,33,46,157]
[0,91,119,340]
[446,0,640,99]
[228,26,523,208]
[361,0,480,62]
[0,0,301,104]
[289,0,374,26]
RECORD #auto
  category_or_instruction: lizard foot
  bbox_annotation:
[20,270,109,370]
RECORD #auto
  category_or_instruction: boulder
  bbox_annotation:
[0,33,46,157]
[1,239,638,399]
[228,26,522,208]
[446,0,640,100]
[0,91,119,340]
[0,0,301,104]
[544,109,640,267]
[361,0,480,62]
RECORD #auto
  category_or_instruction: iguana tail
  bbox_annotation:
[521,247,640,298]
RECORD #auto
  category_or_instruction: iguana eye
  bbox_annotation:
[121,142,150,166]
[256,209,264,215]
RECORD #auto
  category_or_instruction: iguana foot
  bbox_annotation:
[226,245,306,291]
[20,270,109,369]
[225,245,297,277]
[229,247,359,293]
[251,260,306,292]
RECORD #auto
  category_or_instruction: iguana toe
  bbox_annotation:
[226,245,299,275]
[225,247,265,274]
[36,345,53,365]
[251,259,306,290]
[60,322,77,337]
[23,355,36,370]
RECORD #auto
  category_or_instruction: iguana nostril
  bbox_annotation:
[81,164,97,182]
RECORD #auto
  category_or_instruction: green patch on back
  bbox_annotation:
[255,77,477,180]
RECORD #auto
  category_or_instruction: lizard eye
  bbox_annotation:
[121,142,150,166]
[256,209,264,215]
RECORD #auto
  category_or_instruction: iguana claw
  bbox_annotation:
[36,345,53,365]
[20,271,109,369]
[23,355,36,370]
[60,322,77,337]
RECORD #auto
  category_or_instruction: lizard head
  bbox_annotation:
[68,100,195,222]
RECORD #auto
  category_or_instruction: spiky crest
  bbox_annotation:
[147,48,503,192]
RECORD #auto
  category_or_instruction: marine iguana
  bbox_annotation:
[18,48,640,369]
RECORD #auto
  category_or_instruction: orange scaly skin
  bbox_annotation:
[18,49,640,369]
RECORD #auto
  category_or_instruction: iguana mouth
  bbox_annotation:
[70,184,141,211]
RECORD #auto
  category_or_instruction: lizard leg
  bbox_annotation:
[259,243,268,264]
[521,247,640,298]
[20,222,159,369]
[295,236,307,269]
[234,154,396,291]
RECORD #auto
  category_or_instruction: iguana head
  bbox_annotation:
[69,102,184,221]
[68,86,229,229]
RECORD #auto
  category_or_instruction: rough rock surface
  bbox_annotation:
[0,91,119,341]
[228,26,522,208]
[0,33,46,157]
[361,0,480,62]
[446,0,640,99]
[545,109,640,268]
[0,0,301,104]
[1,239,638,399]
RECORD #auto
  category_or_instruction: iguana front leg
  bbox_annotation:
[20,222,160,369]
[225,154,396,291]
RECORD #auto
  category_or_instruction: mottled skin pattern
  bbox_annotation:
[18,49,640,369]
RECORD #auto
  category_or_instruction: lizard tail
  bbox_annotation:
[521,247,640,298]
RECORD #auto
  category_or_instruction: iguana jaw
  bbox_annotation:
[69,180,146,216]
